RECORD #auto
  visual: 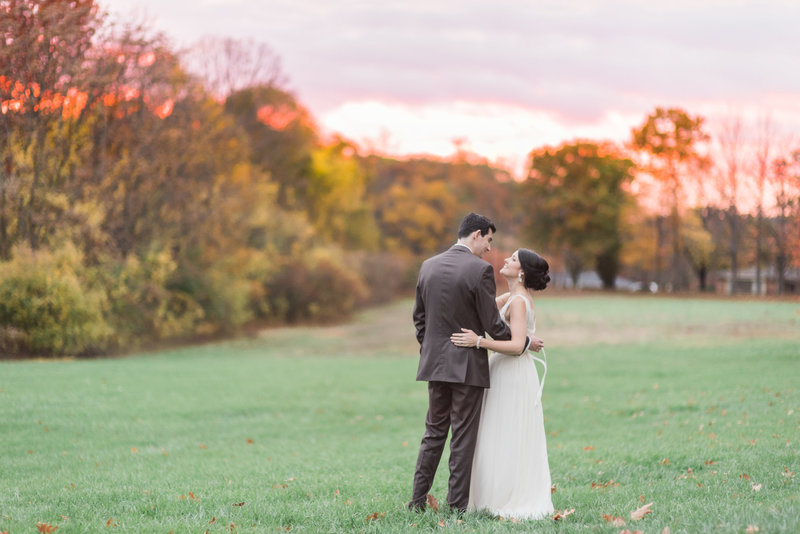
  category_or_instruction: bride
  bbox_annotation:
[450,248,554,520]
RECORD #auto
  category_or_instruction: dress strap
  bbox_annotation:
[529,348,547,407]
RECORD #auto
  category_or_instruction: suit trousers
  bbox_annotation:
[409,380,485,513]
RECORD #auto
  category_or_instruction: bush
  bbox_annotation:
[264,246,367,323]
[348,251,416,305]
[103,248,205,346]
[0,244,112,356]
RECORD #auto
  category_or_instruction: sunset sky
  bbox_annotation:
[100,0,800,177]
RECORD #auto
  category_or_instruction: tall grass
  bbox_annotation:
[1,295,798,533]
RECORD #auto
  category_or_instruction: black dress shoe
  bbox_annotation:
[407,500,426,512]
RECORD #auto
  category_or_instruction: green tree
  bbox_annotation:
[631,107,710,290]
[521,141,635,289]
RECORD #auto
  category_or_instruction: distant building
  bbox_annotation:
[711,266,800,295]
[551,271,644,292]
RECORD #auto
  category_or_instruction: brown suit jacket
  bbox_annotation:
[413,245,512,388]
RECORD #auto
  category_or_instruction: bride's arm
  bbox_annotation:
[452,298,528,355]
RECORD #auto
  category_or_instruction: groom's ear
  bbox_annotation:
[470,229,482,241]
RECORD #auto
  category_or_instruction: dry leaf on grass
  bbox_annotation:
[36,524,58,534]
[426,494,439,512]
[630,502,653,520]
[601,514,626,526]
[745,525,759,533]
[552,508,575,520]
[365,512,385,523]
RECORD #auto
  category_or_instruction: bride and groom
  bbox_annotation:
[408,212,554,520]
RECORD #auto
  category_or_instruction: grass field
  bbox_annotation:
[1,294,799,533]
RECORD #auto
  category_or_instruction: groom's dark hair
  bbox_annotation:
[457,212,496,238]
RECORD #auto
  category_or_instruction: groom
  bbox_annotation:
[408,213,531,514]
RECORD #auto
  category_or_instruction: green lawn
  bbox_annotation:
[1,295,799,533]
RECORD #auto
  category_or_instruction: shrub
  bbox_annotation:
[264,246,367,323]
[0,244,112,356]
[104,248,205,346]
[348,251,416,305]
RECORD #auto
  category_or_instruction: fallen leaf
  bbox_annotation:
[745,526,759,533]
[552,508,575,520]
[740,473,751,480]
[751,483,762,491]
[584,446,595,451]
[551,485,556,494]
[58,516,69,520]
[601,513,626,526]
[660,458,670,465]
[189,492,197,500]
[105,517,114,527]
[426,494,439,512]
[630,502,653,520]
[209,517,216,524]
[620,530,643,534]
[639,495,645,503]
[345,499,352,505]
[198,444,208,449]
[365,512,385,522]
[130,448,138,454]
[438,520,445,527]
[662,527,671,534]
[334,489,339,497]
[704,460,715,465]
[246,438,254,444]
[233,502,245,507]
[36,524,58,533]
[592,480,619,489]
[783,467,794,478]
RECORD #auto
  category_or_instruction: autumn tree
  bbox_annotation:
[770,152,800,294]
[753,117,774,294]
[307,139,380,250]
[715,116,745,293]
[183,36,286,100]
[631,107,710,290]
[521,141,635,289]
[224,85,316,208]
[0,0,103,254]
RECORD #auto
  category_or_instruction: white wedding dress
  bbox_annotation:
[468,295,554,520]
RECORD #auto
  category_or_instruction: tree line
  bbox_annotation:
[1,1,798,357]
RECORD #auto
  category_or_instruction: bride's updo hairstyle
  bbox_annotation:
[518,249,550,291]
